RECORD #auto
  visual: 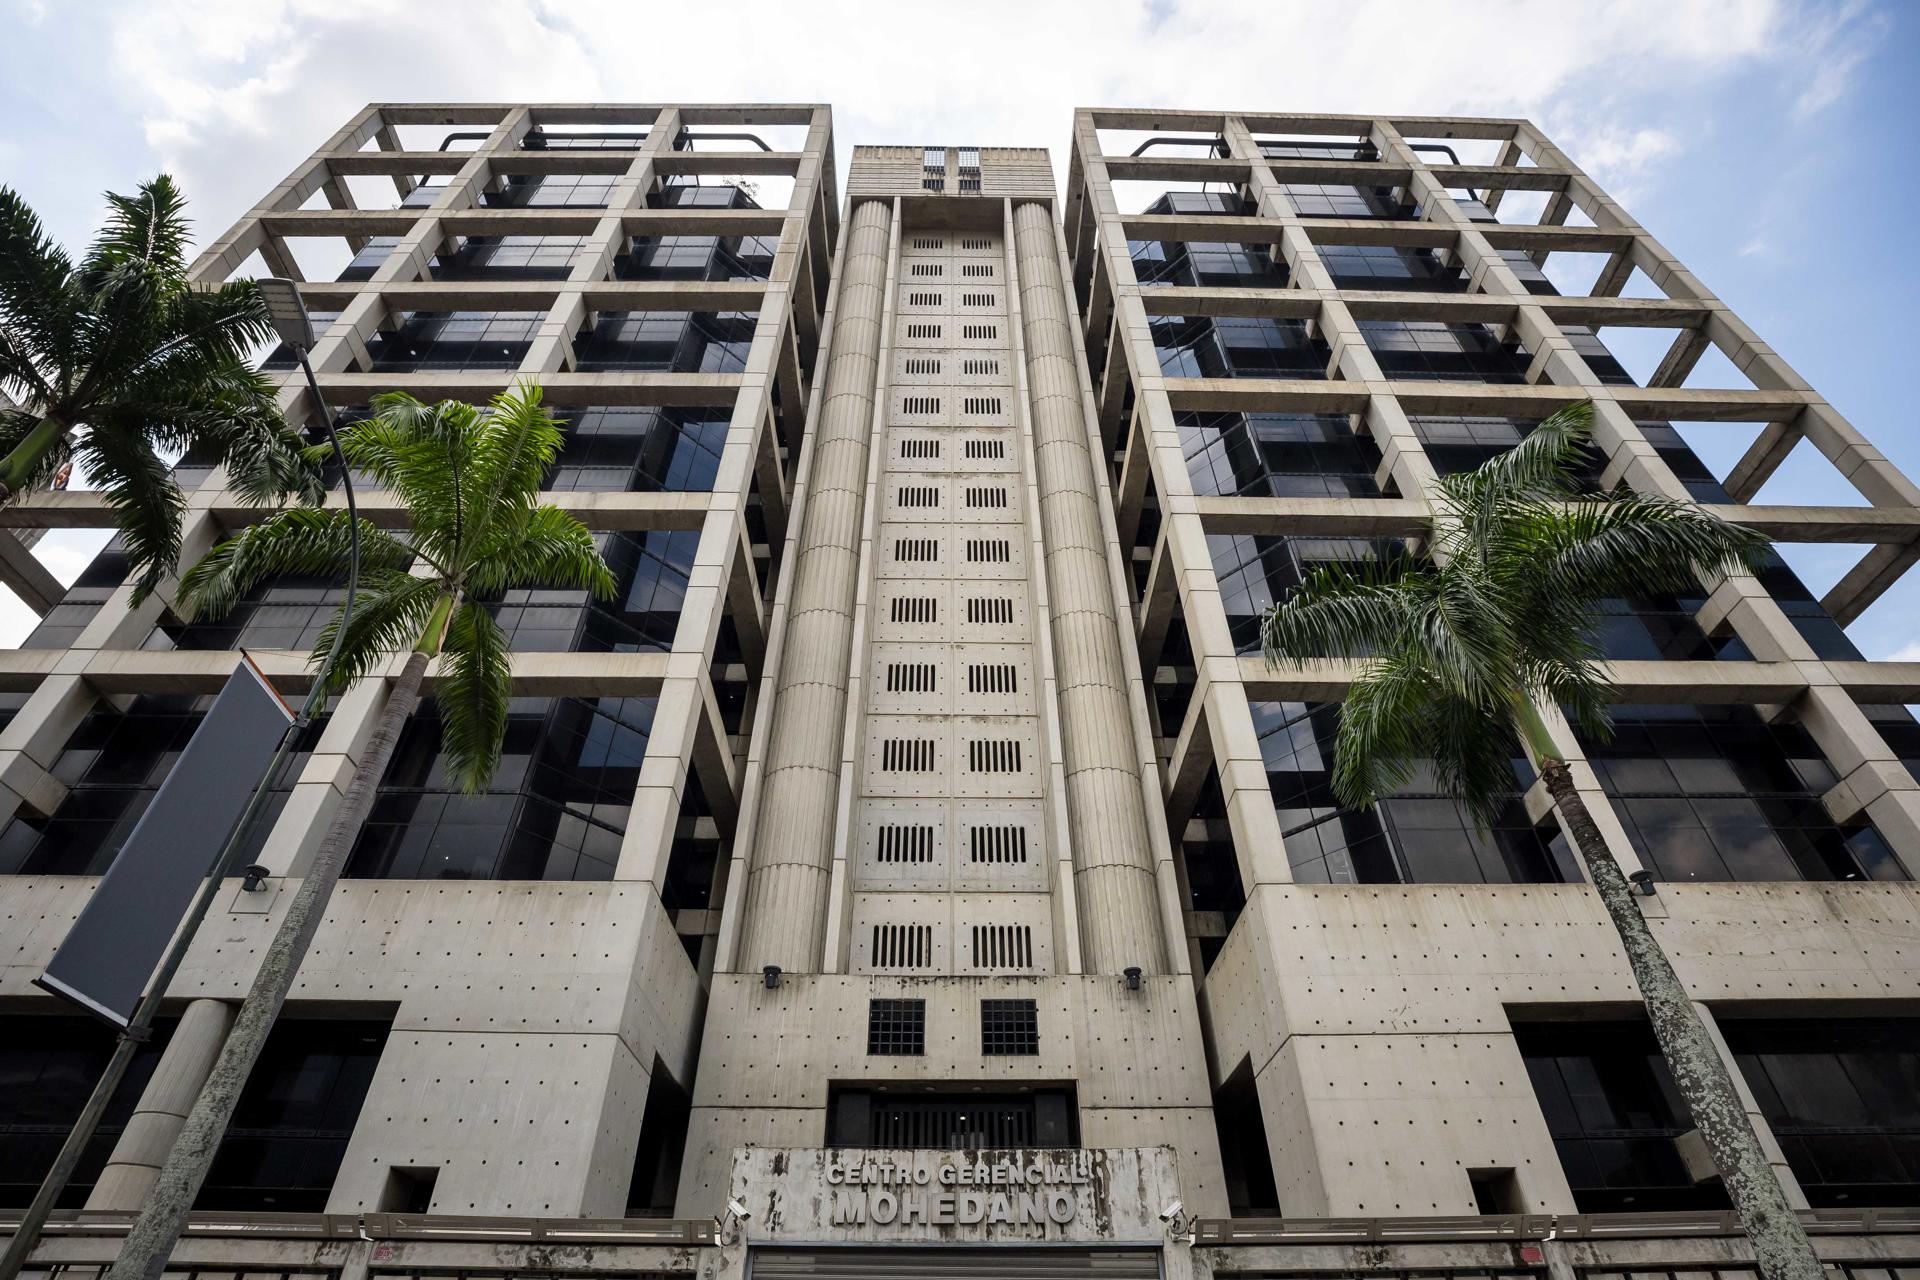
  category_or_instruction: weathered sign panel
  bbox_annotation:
[728,1146,1180,1243]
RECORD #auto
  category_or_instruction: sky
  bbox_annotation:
[0,0,1917,656]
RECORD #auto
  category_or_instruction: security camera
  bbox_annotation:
[1158,1199,1184,1224]
[727,1198,751,1221]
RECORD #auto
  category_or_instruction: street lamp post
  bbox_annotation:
[0,281,359,1280]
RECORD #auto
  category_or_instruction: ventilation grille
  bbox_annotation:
[961,292,995,307]
[972,924,1034,970]
[897,484,940,508]
[899,438,940,459]
[907,291,942,306]
[894,537,939,563]
[911,236,944,250]
[886,662,938,693]
[962,358,1000,375]
[960,237,992,250]
[909,263,943,277]
[962,324,998,340]
[965,538,1011,563]
[959,177,981,194]
[967,596,1013,625]
[873,923,934,969]
[967,738,1023,773]
[962,396,1003,415]
[969,824,1028,863]
[900,396,940,415]
[906,323,942,339]
[904,356,941,375]
[981,998,1039,1055]
[891,596,937,624]
[867,998,926,1055]
[964,438,1007,460]
[880,738,935,772]
[961,263,994,278]
[967,663,1017,694]
[875,824,936,864]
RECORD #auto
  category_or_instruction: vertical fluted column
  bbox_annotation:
[1012,201,1165,973]
[739,198,893,972]
[84,998,235,1209]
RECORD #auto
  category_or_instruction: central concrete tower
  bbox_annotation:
[688,145,1219,1213]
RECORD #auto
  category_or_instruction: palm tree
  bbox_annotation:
[0,175,320,599]
[106,383,614,1275]
[1258,400,1820,1280]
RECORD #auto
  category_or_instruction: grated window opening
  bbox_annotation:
[966,663,1018,694]
[962,396,1003,416]
[961,292,996,307]
[962,324,998,340]
[897,484,940,508]
[961,263,994,278]
[875,824,936,864]
[966,596,1013,625]
[905,356,942,375]
[969,824,1029,863]
[966,738,1024,774]
[885,662,938,693]
[963,438,1007,460]
[905,323,943,339]
[981,998,1040,1054]
[965,538,1011,563]
[907,291,942,307]
[890,595,938,624]
[972,924,1034,970]
[880,738,935,772]
[909,263,944,278]
[901,395,940,415]
[893,537,940,563]
[873,922,935,969]
[962,358,1001,376]
[960,237,992,250]
[911,236,945,250]
[868,998,927,1055]
[899,438,941,459]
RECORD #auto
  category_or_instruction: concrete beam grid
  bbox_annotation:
[1067,108,1920,899]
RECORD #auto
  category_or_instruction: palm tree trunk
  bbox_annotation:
[1530,739,1821,1280]
[107,630,443,1280]
[0,414,67,499]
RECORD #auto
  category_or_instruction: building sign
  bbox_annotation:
[825,1151,1091,1227]
[727,1146,1180,1245]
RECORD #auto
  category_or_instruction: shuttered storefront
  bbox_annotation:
[750,1247,1162,1280]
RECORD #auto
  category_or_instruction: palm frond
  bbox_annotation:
[465,504,616,598]
[176,507,413,621]
[1426,691,1533,828]
[1258,556,1431,664]
[73,424,185,603]
[0,185,77,383]
[309,573,445,692]
[437,599,512,794]
[1467,398,1594,498]
[82,175,190,282]
[1330,646,1444,811]
[1534,492,1770,600]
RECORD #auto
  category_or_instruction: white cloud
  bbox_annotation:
[0,0,1899,646]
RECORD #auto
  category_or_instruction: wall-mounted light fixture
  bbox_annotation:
[1124,966,1143,992]
[1628,870,1657,897]
[763,964,782,989]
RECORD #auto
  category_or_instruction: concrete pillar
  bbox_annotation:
[737,197,892,973]
[1012,200,1164,974]
[85,997,235,1209]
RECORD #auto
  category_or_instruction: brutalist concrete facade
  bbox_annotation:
[3,105,1920,1280]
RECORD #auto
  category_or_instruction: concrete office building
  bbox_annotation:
[4,103,1920,1280]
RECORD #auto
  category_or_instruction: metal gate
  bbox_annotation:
[749,1246,1163,1280]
